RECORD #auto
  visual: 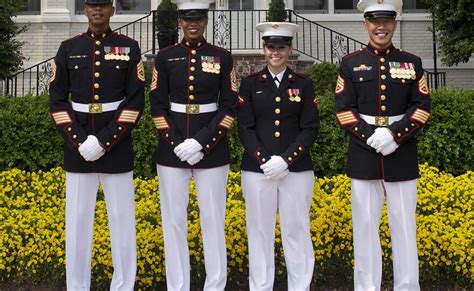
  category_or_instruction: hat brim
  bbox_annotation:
[178,9,208,19]
[262,36,293,45]
[364,10,397,19]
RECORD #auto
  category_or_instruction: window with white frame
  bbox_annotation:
[294,0,328,12]
[334,0,358,13]
[403,0,430,12]
[75,0,150,14]
[229,0,253,10]
[21,0,41,15]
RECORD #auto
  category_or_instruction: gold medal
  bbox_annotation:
[214,63,221,70]
[202,62,209,69]
[124,55,130,61]
[104,54,110,60]
[289,96,295,102]
[294,96,301,102]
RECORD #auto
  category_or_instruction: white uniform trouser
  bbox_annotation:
[65,171,137,291]
[242,170,315,291]
[156,164,229,291]
[351,179,420,291]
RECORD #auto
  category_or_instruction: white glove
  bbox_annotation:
[174,139,203,161]
[187,151,204,166]
[79,135,105,162]
[268,169,290,180]
[379,140,399,156]
[367,127,394,152]
[260,155,288,179]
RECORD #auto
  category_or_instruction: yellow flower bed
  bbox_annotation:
[0,165,472,287]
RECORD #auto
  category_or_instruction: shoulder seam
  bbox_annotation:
[62,34,83,43]
[343,48,366,59]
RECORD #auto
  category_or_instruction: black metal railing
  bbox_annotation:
[425,70,446,89]
[5,9,442,97]
[1,11,154,97]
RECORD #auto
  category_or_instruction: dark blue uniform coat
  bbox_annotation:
[49,28,145,173]
[335,44,431,181]
[238,67,320,173]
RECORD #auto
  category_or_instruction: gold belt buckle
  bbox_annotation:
[375,116,389,127]
[186,104,200,114]
[89,103,103,113]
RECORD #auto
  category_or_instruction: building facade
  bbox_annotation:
[13,0,474,88]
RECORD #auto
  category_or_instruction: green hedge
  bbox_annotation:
[0,88,472,177]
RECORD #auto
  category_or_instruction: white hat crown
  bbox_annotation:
[256,22,299,38]
[357,0,403,13]
[171,0,215,10]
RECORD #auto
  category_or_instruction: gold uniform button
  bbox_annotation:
[95,50,100,55]
[190,67,196,71]
[218,130,222,134]
[212,138,216,141]
[171,141,174,145]
[94,83,100,89]
[165,133,169,137]
[380,95,386,100]
[362,134,365,138]
[288,157,293,161]
[118,126,122,130]
[402,79,406,83]
[381,85,386,90]
[381,75,386,80]
[189,76,195,81]
[275,132,280,137]
[189,85,194,91]
[411,123,415,127]
[68,127,72,131]
[95,40,101,45]
[189,95,195,100]
[106,142,110,146]
[95,72,100,78]
[116,65,120,69]
[257,151,261,156]
[275,96,281,102]
[380,57,385,62]
[355,127,358,131]
[381,65,386,70]
[381,105,387,111]
[191,50,197,55]
[274,120,280,126]
[191,58,196,63]
[74,65,79,69]
[397,133,402,137]
[95,61,101,66]
[113,135,117,139]
[206,144,210,148]
[298,147,302,151]
[405,128,409,132]
[73,135,77,139]
[293,152,298,156]
[275,108,280,114]
[359,77,364,81]
[94,95,100,100]
[262,158,266,162]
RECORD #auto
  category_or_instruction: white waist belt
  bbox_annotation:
[170,102,218,114]
[360,113,405,126]
[71,99,124,113]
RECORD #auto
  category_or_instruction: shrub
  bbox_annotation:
[267,0,287,22]
[0,88,472,177]
[305,61,339,96]
[0,165,472,287]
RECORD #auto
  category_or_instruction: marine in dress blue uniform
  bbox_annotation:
[149,0,237,289]
[49,0,144,289]
[238,22,320,290]
[335,1,431,290]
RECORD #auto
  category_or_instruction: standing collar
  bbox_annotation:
[181,37,207,49]
[366,43,396,56]
[86,27,113,39]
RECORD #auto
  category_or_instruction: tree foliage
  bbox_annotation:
[267,0,287,22]
[0,0,28,79]
[423,0,474,66]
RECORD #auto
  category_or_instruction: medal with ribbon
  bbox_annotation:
[287,88,301,102]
